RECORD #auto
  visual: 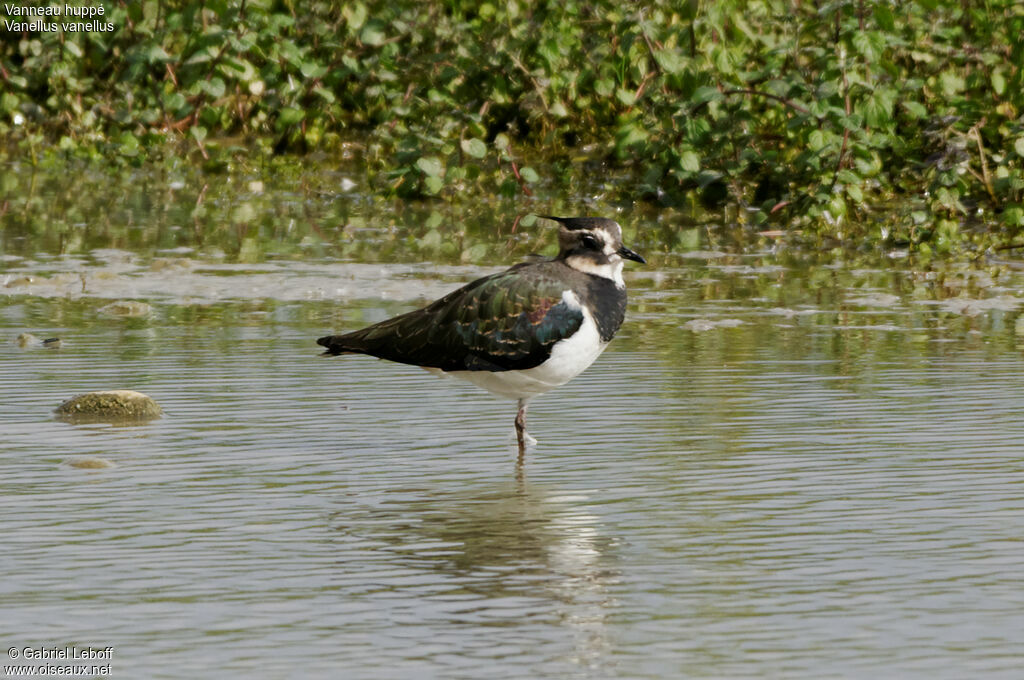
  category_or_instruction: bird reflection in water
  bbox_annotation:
[328,470,620,673]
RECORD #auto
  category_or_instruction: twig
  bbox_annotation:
[636,8,661,61]
[719,89,812,116]
[503,214,528,250]
[971,124,997,203]
[505,214,524,250]
[508,52,548,113]
[827,45,852,196]
[165,62,178,87]
[509,160,534,197]
[195,182,209,210]
[193,183,209,242]
[630,71,656,109]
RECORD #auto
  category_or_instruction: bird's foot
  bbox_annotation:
[510,428,538,447]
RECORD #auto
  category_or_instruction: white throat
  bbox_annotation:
[565,255,625,288]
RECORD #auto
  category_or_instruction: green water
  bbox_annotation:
[2,161,1024,678]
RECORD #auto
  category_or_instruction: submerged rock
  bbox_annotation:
[13,333,61,348]
[64,456,117,470]
[99,300,153,317]
[15,333,40,347]
[56,390,162,423]
[683,318,745,332]
[845,293,901,308]
[149,257,193,272]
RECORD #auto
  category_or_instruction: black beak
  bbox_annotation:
[618,245,646,264]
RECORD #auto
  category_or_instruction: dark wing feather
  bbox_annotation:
[317,264,584,371]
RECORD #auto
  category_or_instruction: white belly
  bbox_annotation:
[439,299,608,400]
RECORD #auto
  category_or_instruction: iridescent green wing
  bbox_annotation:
[321,264,584,371]
[430,265,584,371]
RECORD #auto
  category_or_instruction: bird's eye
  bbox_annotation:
[580,234,600,249]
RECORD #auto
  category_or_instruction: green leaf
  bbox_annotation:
[615,122,648,149]
[343,2,368,31]
[678,150,700,173]
[1002,205,1024,227]
[425,211,444,229]
[461,138,487,158]
[834,170,857,185]
[828,195,847,219]
[203,77,226,98]
[1014,137,1024,159]
[278,107,305,126]
[691,86,722,104]
[616,88,636,106]
[654,49,685,75]
[360,20,388,47]
[519,166,540,183]
[594,78,615,97]
[873,5,895,30]
[462,243,488,263]
[163,92,187,112]
[220,57,257,83]
[493,133,510,151]
[852,31,885,61]
[301,60,328,79]
[118,132,140,157]
[314,86,336,103]
[902,101,928,119]
[863,98,889,127]
[416,156,444,177]
[855,154,882,177]
[148,45,171,63]
[863,88,896,127]
[935,187,962,211]
[938,71,965,97]
[991,71,1006,96]
[423,175,444,194]
[1,92,19,114]
[191,126,208,143]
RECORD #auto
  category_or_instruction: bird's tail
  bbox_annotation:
[316,334,365,356]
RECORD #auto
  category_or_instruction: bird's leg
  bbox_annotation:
[515,398,528,460]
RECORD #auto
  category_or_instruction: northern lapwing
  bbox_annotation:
[317,216,645,459]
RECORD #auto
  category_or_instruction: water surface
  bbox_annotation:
[3,247,1024,678]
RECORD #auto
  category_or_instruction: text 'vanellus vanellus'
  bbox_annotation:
[317,215,645,460]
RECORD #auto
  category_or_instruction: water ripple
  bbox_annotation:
[3,267,1024,678]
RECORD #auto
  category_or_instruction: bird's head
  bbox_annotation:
[540,216,645,287]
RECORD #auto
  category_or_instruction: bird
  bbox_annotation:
[317,215,645,460]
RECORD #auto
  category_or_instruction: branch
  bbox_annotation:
[970,124,997,203]
[719,88,812,116]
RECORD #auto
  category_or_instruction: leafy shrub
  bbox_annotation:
[2,0,1023,247]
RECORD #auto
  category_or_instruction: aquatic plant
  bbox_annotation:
[2,0,1023,248]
